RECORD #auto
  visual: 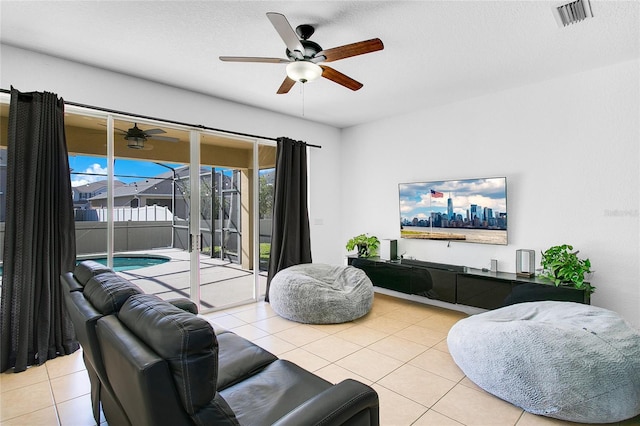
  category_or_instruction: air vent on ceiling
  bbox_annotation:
[552,0,593,27]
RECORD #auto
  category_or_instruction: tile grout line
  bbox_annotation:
[45,363,63,426]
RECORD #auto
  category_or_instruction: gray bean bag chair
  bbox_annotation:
[269,264,374,324]
[447,301,640,423]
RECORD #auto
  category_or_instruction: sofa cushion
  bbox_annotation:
[166,297,199,314]
[220,359,332,426]
[73,260,113,286]
[118,294,218,417]
[216,332,278,390]
[84,272,142,314]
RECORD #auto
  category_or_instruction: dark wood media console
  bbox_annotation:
[347,256,590,310]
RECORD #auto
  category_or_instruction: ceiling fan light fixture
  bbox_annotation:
[124,123,147,148]
[125,136,146,149]
[286,61,322,83]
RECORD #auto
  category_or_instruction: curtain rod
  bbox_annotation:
[0,88,321,149]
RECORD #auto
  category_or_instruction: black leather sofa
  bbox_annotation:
[61,261,135,425]
[61,261,379,426]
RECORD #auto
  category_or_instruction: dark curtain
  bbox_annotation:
[265,137,312,301]
[0,88,79,373]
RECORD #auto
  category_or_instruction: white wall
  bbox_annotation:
[340,59,640,327]
[0,44,343,265]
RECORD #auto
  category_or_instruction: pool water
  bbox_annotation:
[0,255,170,276]
[82,256,170,272]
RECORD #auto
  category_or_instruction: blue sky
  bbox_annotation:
[68,155,179,186]
[68,155,273,187]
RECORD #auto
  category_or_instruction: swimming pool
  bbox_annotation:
[80,255,171,272]
[0,255,171,276]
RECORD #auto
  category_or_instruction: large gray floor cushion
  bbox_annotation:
[269,263,374,324]
[447,301,640,423]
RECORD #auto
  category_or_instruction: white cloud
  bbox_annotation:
[71,163,108,187]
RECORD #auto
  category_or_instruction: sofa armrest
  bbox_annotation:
[272,379,379,426]
[167,298,198,314]
[61,272,84,292]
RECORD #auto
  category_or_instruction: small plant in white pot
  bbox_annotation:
[346,234,380,258]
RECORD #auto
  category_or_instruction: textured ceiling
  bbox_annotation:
[1,1,638,128]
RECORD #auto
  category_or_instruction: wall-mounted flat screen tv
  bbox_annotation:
[399,177,507,245]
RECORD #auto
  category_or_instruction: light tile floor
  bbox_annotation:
[1,294,639,425]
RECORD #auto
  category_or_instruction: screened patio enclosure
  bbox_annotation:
[0,99,277,312]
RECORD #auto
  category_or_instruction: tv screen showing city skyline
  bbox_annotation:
[399,177,507,245]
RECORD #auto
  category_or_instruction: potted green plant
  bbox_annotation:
[346,234,380,258]
[539,244,595,294]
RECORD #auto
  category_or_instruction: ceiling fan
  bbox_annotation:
[220,12,384,94]
[101,123,180,149]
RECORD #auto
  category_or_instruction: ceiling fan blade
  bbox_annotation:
[320,66,363,91]
[97,123,127,134]
[266,12,304,59]
[142,128,166,135]
[318,38,384,63]
[220,56,290,64]
[277,76,296,94]
[148,135,180,143]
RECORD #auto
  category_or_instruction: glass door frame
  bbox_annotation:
[189,130,201,307]
[36,102,268,312]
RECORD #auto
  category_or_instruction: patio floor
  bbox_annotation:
[0,248,267,313]
[109,248,267,312]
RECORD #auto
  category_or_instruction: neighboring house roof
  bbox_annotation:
[89,166,224,201]
[90,178,172,200]
[89,167,186,201]
[74,179,124,194]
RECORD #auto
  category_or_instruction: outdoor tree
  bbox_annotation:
[259,175,273,219]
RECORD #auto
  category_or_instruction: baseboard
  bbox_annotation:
[373,287,487,316]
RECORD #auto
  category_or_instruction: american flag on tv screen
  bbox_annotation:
[430,189,444,198]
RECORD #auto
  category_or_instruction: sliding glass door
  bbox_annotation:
[0,97,275,312]
[109,119,192,301]
[66,111,109,264]
[258,141,277,299]
[197,132,257,309]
